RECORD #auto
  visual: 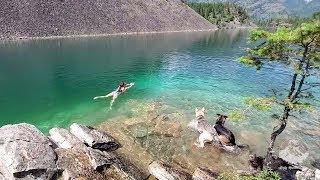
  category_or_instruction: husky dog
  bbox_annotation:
[188,108,217,134]
[188,108,239,150]
[188,108,219,147]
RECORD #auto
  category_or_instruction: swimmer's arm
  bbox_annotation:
[125,83,134,88]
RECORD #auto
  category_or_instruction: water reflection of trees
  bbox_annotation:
[198,29,248,48]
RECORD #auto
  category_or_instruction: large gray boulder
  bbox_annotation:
[49,127,86,149]
[0,123,57,180]
[148,161,192,180]
[70,123,120,151]
[49,127,117,171]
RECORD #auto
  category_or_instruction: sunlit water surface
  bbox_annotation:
[0,30,319,165]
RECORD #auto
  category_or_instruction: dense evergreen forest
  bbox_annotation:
[188,0,320,18]
[188,2,250,27]
[255,11,320,29]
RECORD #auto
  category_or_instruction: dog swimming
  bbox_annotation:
[93,82,134,109]
[188,107,219,147]
[188,108,237,149]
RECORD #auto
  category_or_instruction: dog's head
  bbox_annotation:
[188,107,205,130]
[249,154,257,161]
[216,113,228,125]
[195,107,205,119]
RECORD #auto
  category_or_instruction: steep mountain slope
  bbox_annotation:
[0,0,216,40]
[190,0,320,18]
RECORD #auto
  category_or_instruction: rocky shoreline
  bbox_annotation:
[0,122,219,179]
[0,29,217,42]
[1,117,319,179]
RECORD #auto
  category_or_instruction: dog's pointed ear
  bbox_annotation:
[216,113,221,116]
[201,107,205,112]
[195,107,198,112]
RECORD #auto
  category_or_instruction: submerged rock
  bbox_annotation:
[125,122,153,138]
[154,117,182,137]
[70,123,120,151]
[100,120,154,177]
[112,155,148,180]
[148,161,192,180]
[279,140,309,164]
[192,167,219,180]
[0,123,57,179]
[304,128,320,137]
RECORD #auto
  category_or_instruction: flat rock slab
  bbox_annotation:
[0,123,57,179]
[149,161,192,180]
[49,127,86,150]
[70,123,120,151]
[192,167,218,180]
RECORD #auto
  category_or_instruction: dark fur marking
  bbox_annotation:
[214,114,236,145]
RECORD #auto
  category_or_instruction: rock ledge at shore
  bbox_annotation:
[0,122,319,180]
[0,123,145,180]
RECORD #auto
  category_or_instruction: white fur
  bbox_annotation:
[191,107,217,148]
[187,119,198,130]
[196,131,214,148]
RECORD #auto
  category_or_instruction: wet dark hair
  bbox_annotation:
[119,81,125,87]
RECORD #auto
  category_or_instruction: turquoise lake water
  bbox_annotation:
[0,30,319,162]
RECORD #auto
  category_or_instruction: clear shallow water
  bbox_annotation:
[0,30,319,162]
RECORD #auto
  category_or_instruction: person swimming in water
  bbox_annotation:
[93,82,134,109]
[117,81,126,93]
